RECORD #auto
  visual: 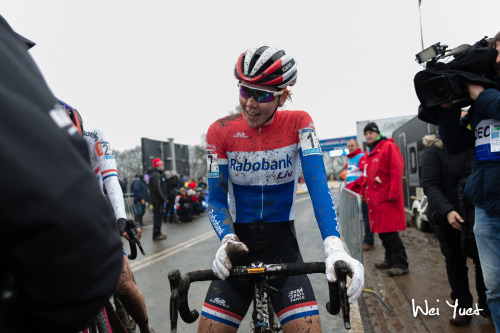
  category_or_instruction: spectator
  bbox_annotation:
[187,178,197,190]
[433,32,500,328]
[0,15,122,332]
[421,133,490,326]
[197,189,207,210]
[119,177,128,194]
[175,187,193,222]
[176,174,185,190]
[148,158,168,241]
[189,188,205,216]
[345,138,373,251]
[165,173,179,223]
[197,177,208,190]
[130,174,149,226]
[363,122,409,277]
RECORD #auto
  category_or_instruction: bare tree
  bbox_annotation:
[184,105,239,180]
[323,153,348,179]
[114,145,143,179]
[229,104,241,115]
[189,133,207,180]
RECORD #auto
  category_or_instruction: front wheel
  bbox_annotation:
[415,211,431,232]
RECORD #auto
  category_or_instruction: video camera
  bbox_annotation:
[414,37,498,115]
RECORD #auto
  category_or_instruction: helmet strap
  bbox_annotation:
[263,96,281,125]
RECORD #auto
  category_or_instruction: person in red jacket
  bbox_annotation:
[363,122,409,277]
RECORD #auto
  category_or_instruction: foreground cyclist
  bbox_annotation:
[62,101,155,333]
[200,46,364,332]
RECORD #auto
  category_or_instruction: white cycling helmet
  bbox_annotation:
[234,45,297,89]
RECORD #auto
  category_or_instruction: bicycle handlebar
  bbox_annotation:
[125,219,145,260]
[167,261,350,332]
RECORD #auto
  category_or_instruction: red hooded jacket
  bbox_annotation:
[364,138,406,233]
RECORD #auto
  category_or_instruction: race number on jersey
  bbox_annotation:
[206,152,219,178]
[298,128,322,156]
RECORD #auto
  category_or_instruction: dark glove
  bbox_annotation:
[117,218,127,235]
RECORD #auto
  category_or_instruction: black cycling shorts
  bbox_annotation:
[201,222,319,328]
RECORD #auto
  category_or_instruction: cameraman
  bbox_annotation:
[437,32,500,330]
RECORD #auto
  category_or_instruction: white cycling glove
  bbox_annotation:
[213,234,249,280]
[324,236,365,304]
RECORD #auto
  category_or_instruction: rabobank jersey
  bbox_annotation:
[206,110,340,241]
[83,128,127,220]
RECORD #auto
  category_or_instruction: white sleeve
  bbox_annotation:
[94,129,127,220]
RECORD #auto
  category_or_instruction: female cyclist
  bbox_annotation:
[199,45,364,333]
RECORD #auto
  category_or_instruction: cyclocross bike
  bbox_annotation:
[168,260,351,333]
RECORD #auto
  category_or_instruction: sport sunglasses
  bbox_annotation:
[238,83,286,103]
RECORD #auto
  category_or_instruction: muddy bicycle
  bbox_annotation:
[168,260,351,332]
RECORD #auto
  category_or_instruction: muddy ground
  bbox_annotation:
[360,224,495,333]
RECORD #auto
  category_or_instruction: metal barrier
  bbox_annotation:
[337,186,364,264]
[337,187,393,312]
[123,193,153,223]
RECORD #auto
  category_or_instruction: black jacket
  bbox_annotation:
[0,15,122,333]
[166,176,179,198]
[148,169,167,204]
[420,139,473,222]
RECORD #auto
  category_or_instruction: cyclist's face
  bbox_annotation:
[239,83,288,128]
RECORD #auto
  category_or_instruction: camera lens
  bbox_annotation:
[419,75,453,107]
[430,81,448,100]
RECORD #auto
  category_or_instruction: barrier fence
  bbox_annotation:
[123,193,153,223]
[337,186,393,312]
[337,186,364,264]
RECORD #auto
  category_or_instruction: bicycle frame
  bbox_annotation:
[250,267,281,332]
[167,261,350,332]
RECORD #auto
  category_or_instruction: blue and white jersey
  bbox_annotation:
[473,118,500,162]
[345,151,364,185]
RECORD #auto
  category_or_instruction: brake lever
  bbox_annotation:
[325,260,350,329]
[336,260,350,330]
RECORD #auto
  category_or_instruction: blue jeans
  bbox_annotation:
[134,201,144,217]
[474,206,500,331]
[362,201,374,246]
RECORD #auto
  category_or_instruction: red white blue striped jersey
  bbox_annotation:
[206,110,340,240]
[83,128,126,220]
